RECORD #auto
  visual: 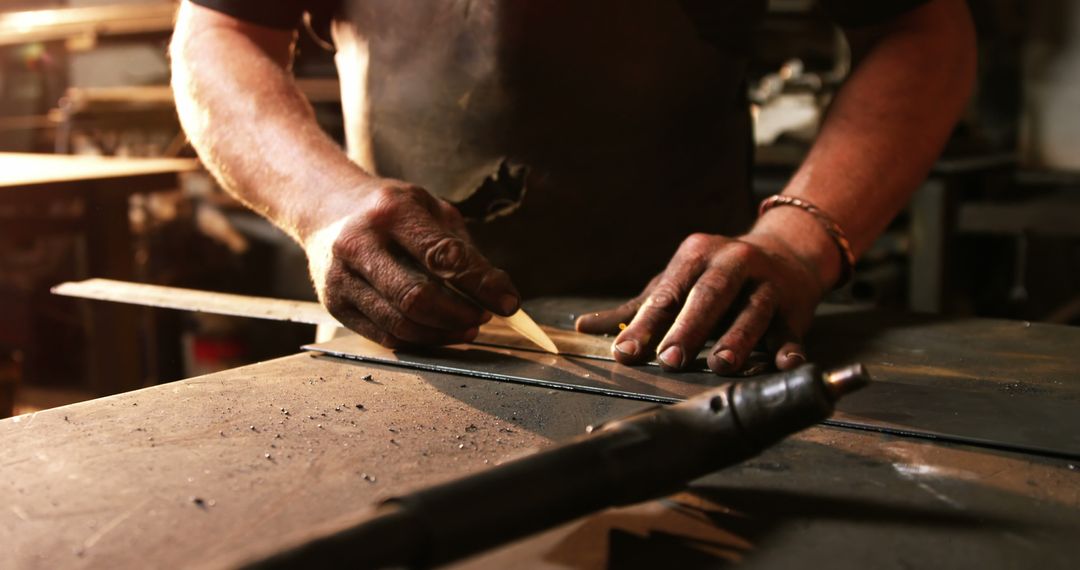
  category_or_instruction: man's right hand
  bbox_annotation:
[304,181,521,348]
[171,4,520,347]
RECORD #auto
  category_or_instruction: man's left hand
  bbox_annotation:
[575,231,830,374]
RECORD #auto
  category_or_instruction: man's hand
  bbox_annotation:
[575,0,976,375]
[306,181,521,347]
[171,4,520,348]
[576,223,833,375]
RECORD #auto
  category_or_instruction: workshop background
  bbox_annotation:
[0,0,1077,418]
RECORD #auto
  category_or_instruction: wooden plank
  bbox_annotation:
[0,153,197,188]
[0,4,176,47]
[53,279,340,328]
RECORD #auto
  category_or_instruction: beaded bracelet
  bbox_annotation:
[758,195,856,289]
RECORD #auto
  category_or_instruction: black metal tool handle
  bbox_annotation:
[244,363,869,569]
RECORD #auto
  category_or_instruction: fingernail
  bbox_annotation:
[498,294,519,315]
[658,345,684,369]
[785,352,806,366]
[715,349,736,371]
[614,339,640,358]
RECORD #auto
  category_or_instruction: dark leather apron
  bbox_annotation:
[331,0,765,297]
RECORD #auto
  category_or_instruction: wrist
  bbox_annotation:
[293,175,382,246]
[746,206,844,291]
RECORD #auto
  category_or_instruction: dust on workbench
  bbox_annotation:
[0,351,646,569]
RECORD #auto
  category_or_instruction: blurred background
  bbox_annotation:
[0,0,1077,416]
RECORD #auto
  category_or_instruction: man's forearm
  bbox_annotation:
[170,3,371,244]
[750,0,977,288]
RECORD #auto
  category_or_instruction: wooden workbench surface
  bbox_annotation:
[0,153,198,188]
[2,311,1078,568]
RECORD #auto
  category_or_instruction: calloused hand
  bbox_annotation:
[305,181,520,347]
[575,232,829,375]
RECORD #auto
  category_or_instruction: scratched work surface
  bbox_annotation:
[1,356,1078,567]
[309,303,1080,460]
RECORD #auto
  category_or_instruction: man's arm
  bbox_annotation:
[578,0,976,373]
[170,2,520,346]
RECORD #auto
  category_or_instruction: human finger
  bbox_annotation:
[574,298,643,335]
[654,264,746,371]
[765,323,808,371]
[335,272,481,346]
[576,275,660,334]
[708,285,779,375]
[611,239,711,365]
[364,187,520,316]
[332,228,487,331]
[322,262,479,346]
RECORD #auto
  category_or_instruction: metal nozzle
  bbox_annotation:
[822,363,870,401]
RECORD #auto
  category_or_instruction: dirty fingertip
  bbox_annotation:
[710,348,737,374]
[612,338,641,362]
[657,345,684,370]
[573,313,595,332]
[575,312,611,333]
[477,268,519,316]
[497,293,520,316]
[778,350,807,370]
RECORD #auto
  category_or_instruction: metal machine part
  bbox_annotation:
[242,364,868,569]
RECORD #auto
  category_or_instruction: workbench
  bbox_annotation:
[1,303,1077,569]
[0,153,199,396]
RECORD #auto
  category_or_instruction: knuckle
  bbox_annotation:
[725,241,758,266]
[364,186,409,228]
[623,297,646,315]
[680,232,713,252]
[690,280,726,306]
[750,288,778,311]
[645,286,682,315]
[396,280,434,315]
[437,199,463,221]
[400,184,432,203]
[331,229,366,260]
[425,236,470,275]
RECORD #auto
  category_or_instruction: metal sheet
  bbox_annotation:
[305,334,1080,461]
[305,333,724,406]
